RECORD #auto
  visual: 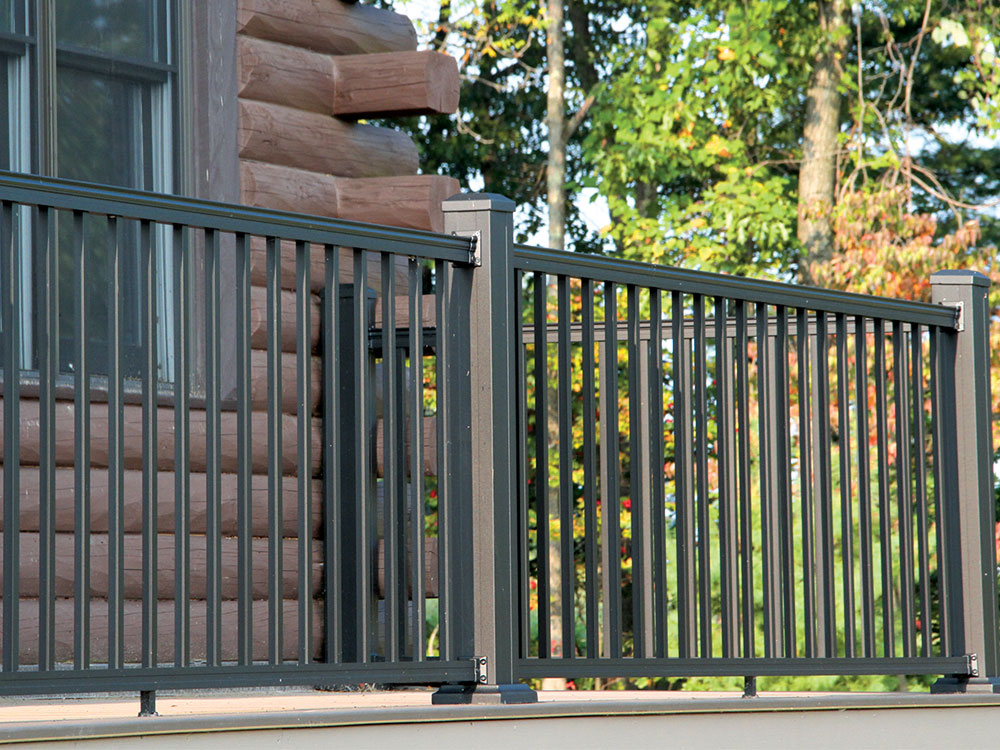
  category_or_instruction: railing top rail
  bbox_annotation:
[514,243,959,329]
[0,170,475,264]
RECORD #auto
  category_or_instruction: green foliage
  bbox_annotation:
[397,0,1000,692]
[586,0,813,274]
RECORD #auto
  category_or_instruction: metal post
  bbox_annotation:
[138,690,157,717]
[337,283,377,665]
[432,193,537,704]
[930,270,1000,693]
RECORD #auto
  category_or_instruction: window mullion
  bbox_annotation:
[36,0,55,175]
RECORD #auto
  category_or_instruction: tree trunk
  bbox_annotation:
[546,0,566,251]
[797,0,847,282]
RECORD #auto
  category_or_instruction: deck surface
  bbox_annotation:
[3,688,1000,747]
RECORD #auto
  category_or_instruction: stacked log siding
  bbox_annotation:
[0,0,459,665]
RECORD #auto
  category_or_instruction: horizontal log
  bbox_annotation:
[249,235,410,293]
[241,160,460,233]
[238,36,335,115]
[238,37,458,119]
[7,598,322,665]
[6,534,442,600]
[376,415,437,478]
[4,532,323,601]
[249,285,321,354]
[0,399,322,477]
[1,468,322,538]
[237,0,416,56]
[238,100,418,179]
[332,51,459,119]
[335,175,459,234]
[373,293,437,329]
[376,537,438,598]
[249,348,322,415]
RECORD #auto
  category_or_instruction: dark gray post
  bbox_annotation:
[930,270,1000,693]
[337,284,377,665]
[432,193,536,704]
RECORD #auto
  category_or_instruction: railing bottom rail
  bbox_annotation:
[0,661,477,696]
[515,657,972,680]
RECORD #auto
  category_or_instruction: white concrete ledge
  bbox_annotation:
[3,690,1000,748]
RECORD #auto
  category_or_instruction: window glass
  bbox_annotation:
[57,67,150,373]
[57,67,147,187]
[0,1,12,34]
[56,0,158,61]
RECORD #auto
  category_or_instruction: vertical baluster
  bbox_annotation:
[757,303,779,657]
[649,290,667,658]
[715,297,737,658]
[797,307,816,657]
[354,251,374,661]
[382,251,401,662]
[107,216,124,670]
[627,283,649,657]
[836,313,856,658]
[602,282,622,657]
[298,241,313,663]
[558,276,575,658]
[673,290,695,658]
[734,300,753,659]
[874,318,894,657]
[236,233,253,665]
[893,320,916,658]
[72,210,90,670]
[912,325,932,658]
[774,305,794,657]
[172,224,190,668]
[408,258,425,660]
[532,272,551,657]
[435,259,451,661]
[322,244,341,663]
[516,270,531,658]
[0,201,18,673]
[856,315,875,657]
[692,294,711,658]
[266,236,283,665]
[813,310,835,657]
[928,327,950,655]
[36,206,56,670]
[581,278,599,659]
[140,219,158,669]
[205,228,222,667]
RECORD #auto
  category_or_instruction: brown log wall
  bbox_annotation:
[7,599,323,664]
[0,468,322,538]
[0,0,454,670]
[0,399,322,477]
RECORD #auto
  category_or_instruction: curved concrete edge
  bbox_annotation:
[4,694,1000,744]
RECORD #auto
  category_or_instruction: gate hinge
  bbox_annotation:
[474,655,488,684]
[454,230,481,267]
[969,653,980,677]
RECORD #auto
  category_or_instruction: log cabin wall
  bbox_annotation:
[236,0,461,232]
[233,0,459,660]
[1,0,458,665]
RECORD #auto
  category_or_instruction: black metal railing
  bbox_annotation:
[0,176,995,702]
[0,171,476,694]
[511,248,989,682]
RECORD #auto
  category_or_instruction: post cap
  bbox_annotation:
[442,192,516,214]
[930,269,991,288]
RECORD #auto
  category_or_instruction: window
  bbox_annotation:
[0,0,178,379]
